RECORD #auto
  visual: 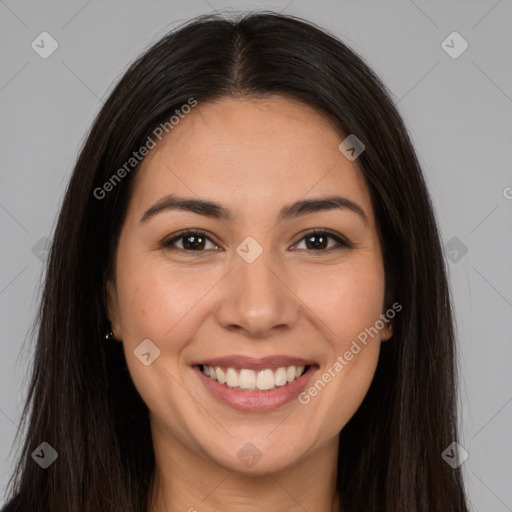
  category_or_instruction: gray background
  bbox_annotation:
[1,1,511,510]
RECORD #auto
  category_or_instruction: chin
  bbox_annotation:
[201,437,307,476]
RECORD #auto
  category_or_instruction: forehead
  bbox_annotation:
[128,95,375,226]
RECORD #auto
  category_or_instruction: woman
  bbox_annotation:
[2,11,469,512]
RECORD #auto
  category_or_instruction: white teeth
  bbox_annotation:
[226,368,239,388]
[256,369,275,390]
[274,367,287,386]
[239,369,256,389]
[201,364,307,391]
[215,366,226,384]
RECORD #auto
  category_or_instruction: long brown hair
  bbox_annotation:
[3,11,468,512]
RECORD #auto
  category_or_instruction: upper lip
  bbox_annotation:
[192,355,317,371]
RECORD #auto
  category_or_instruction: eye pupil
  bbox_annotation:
[306,234,328,250]
[183,234,205,250]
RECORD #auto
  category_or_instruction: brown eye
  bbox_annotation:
[292,230,352,252]
[163,231,218,251]
[162,229,351,254]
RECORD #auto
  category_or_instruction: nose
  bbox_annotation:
[214,247,300,338]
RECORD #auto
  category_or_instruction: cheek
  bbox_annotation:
[114,255,214,433]
[298,257,386,347]
[115,250,222,344]
[292,257,385,429]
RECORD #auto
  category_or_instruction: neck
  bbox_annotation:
[148,422,341,512]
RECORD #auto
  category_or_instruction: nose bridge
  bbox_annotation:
[215,241,299,336]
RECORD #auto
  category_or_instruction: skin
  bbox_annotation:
[107,95,392,512]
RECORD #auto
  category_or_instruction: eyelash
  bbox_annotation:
[161,229,353,254]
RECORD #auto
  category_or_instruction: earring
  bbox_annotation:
[105,329,116,342]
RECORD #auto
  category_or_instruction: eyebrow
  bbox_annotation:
[140,193,369,227]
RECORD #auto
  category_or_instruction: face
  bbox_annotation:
[107,95,392,475]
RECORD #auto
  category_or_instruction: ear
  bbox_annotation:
[106,279,122,341]
[381,282,395,342]
[380,321,393,342]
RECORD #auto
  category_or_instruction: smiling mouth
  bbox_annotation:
[198,364,309,391]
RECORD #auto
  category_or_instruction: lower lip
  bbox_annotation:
[194,365,317,412]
